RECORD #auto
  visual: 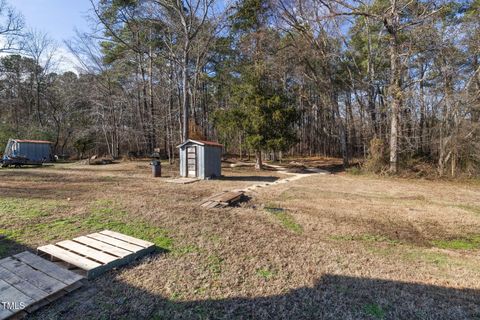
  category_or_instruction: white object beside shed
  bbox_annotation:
[177,139,223,179]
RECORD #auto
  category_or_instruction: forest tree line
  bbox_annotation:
[0,0,478,175]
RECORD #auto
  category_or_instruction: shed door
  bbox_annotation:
[186,146,197,177]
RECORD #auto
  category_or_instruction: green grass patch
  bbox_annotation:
[265,206,303,234]
[193,285,208,296]
[273,212,303,233]
[28,217,81,241]
[172,245,201,256]
[0,197,75,252]
[455,204,480,216]
[206,254,223,275]
[0,197,65,219]
[431,235,480,250]
[0,198,173,254]
[363,303,385,319]
[367,245,454,268]
[331,234,399,244]
[405,250,450,267]
[169,292,184,301]
[82,200,173,250]
[346,166,363,176]
[256,267,275,280]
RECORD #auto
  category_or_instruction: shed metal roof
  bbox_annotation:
[177,139,223,148]
[12,139,52,144]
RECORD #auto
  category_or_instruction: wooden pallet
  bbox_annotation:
[165,177,200,184]
[200,191,244,208]
[0,251,84,320]
[37,230,155,279]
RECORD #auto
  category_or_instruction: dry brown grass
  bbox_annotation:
[1,159,479,319]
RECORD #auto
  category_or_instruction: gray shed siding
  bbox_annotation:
[197,145,205,179]
[178,140,222,179]
[179,146,186,177]
[203,146,222,178]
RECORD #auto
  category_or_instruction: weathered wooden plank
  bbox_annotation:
[13,251,83,285]
[87,233,144,252]
[100,230,154,248]
[57,240,117,264]
[0,252,84,320]
[199,190,243,209]
[202,191,228,206]
[216,192,234,201]
[63,281,84,293]
[166,178,199,184]
[0,279,35,310]
[37,245,101,271]
[201,201,213,208]
[202,191,227,202]
[29,283,83,312]
[0,266,48,301]
[207,201,220,209]
[72,236,131,257]
[217,191,243,202]
[0,258,65,294]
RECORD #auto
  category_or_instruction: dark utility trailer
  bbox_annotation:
[1,139,53,167]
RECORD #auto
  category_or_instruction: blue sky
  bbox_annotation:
[13,0,91,41]
[12,0,92,71]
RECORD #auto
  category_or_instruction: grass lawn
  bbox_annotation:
[1,159,479,319]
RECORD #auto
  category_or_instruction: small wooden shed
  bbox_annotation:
[177,139,223,179]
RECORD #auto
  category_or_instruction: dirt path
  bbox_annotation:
[238,164,330,193]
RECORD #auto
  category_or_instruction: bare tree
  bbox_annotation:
[0,0,24,53]
[23,30,58,127]
[152,0,219,140]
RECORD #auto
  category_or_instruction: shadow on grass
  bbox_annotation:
[30,271,480,320]
[0,236,31,259]
[3,235,480,319]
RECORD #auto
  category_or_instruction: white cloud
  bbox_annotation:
[53,45,82,74]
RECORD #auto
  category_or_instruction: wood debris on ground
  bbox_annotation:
[165,177,200,184]
[200,191,245,208]
[88,155,114,165]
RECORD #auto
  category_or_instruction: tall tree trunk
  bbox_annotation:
[385,5,402,174]
[148,39,156,150]
[334,94,348,166]
[255,149,263,170]
[182,45,190,141]
[141,64,152,153]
